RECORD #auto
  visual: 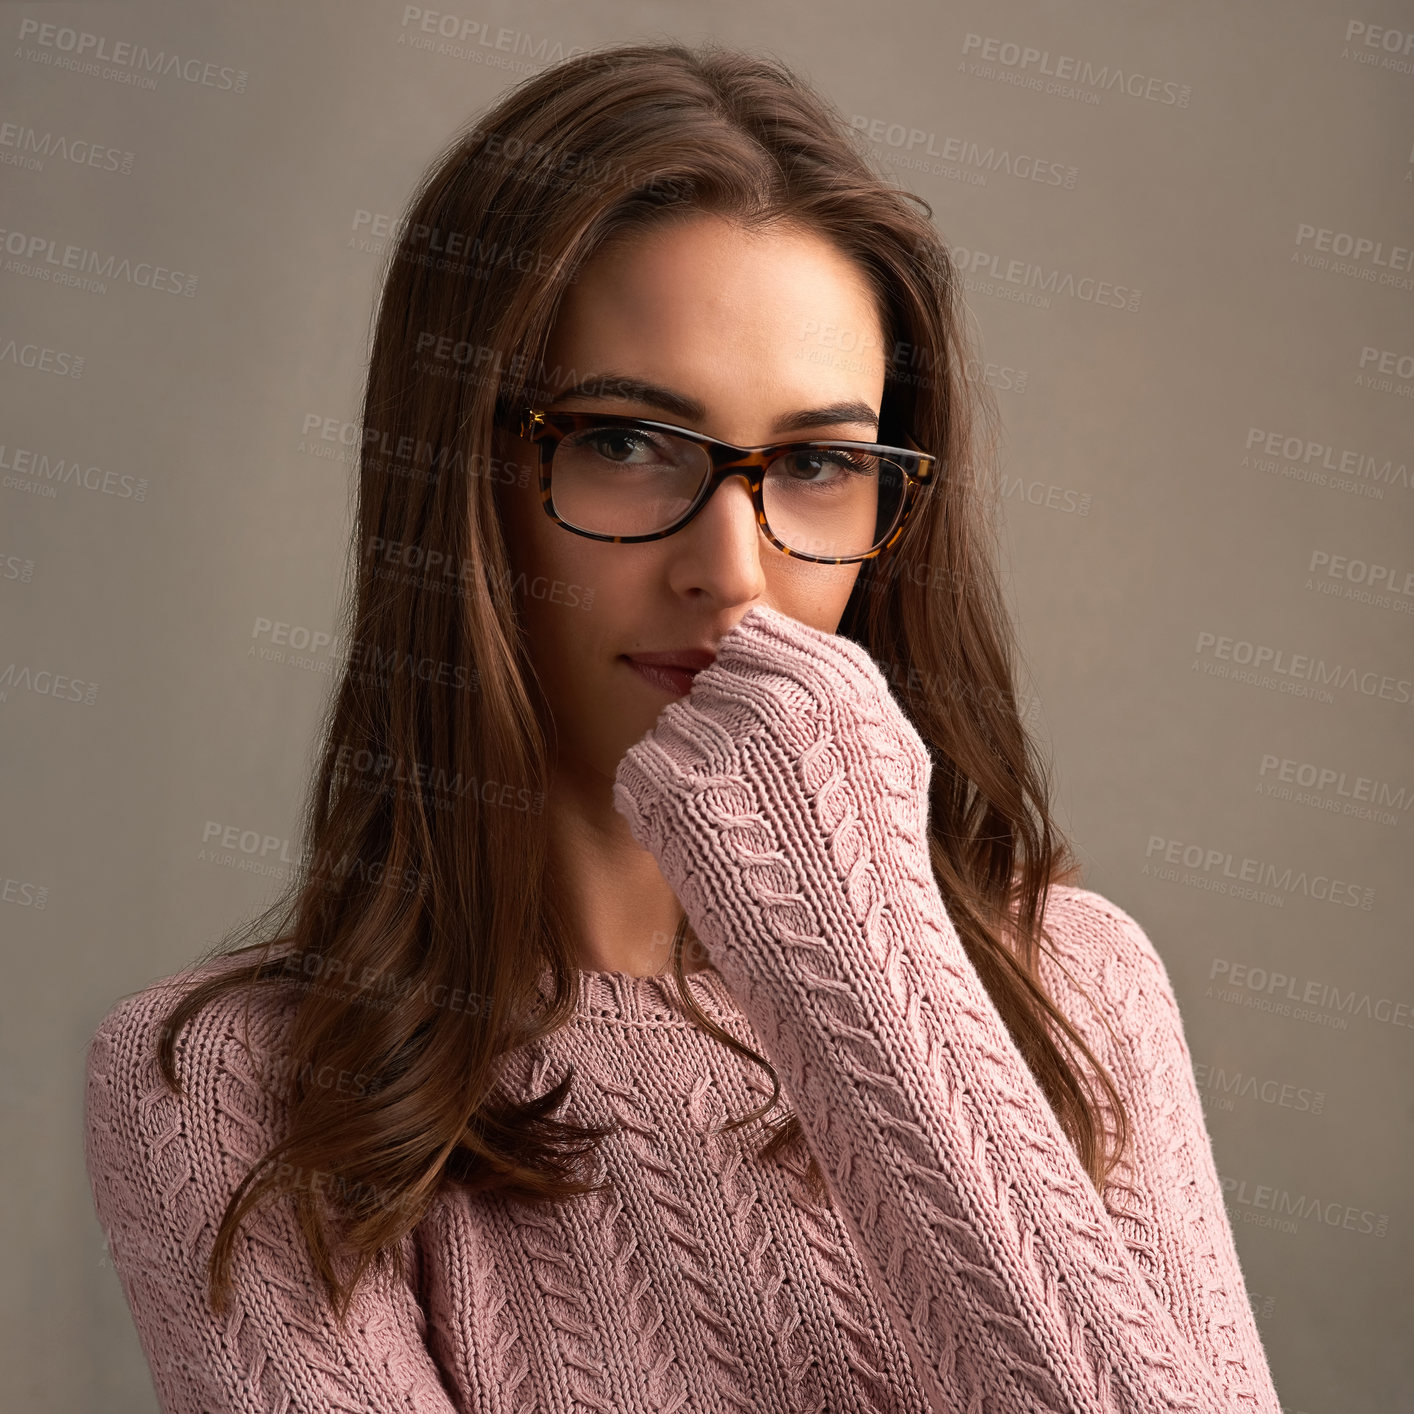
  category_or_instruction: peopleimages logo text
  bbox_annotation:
[15,19,248,91]
[1194,632,1412,705]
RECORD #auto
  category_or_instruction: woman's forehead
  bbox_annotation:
[543,216,888,425]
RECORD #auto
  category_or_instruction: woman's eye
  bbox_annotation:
[587,431,647,460]
[780,450,875,479]
[582,428,686,465]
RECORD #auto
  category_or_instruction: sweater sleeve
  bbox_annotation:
[84,977,463,1414]
[612,603,1285,1414]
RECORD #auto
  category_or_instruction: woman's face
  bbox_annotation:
[494,211,888,790]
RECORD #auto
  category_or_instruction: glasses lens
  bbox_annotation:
[763,447,906,559]
[551,424,709,536]
[549,423,906,558]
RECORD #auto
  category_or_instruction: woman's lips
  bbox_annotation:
[622,657,698,696]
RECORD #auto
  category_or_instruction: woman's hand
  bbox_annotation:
[612,602,933,895]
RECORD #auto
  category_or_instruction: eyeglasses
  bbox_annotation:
[508,408,938,564]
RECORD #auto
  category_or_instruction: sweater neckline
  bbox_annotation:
[535,962,741,1025]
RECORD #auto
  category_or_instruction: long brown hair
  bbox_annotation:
[156,38,1131,1324]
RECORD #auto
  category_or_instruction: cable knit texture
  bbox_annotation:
[85,603,1284,1413]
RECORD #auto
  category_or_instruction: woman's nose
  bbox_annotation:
[690,471,766,544]
[667,472,770,597]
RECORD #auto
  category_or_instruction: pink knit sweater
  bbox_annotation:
[85,604,1285,1413]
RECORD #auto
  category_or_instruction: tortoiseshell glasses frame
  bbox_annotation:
[507,407,939,565]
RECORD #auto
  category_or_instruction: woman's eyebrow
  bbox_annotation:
[548,373,879,435]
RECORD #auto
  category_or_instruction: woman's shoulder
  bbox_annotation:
[89,950,301,1075]
[1038,882,1155,952]
[1032,883,1182,1035]
[85,953,302,1183]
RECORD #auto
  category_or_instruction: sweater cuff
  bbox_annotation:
[614,604,930,850]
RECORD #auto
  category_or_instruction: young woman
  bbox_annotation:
[84,40,1285,1414]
